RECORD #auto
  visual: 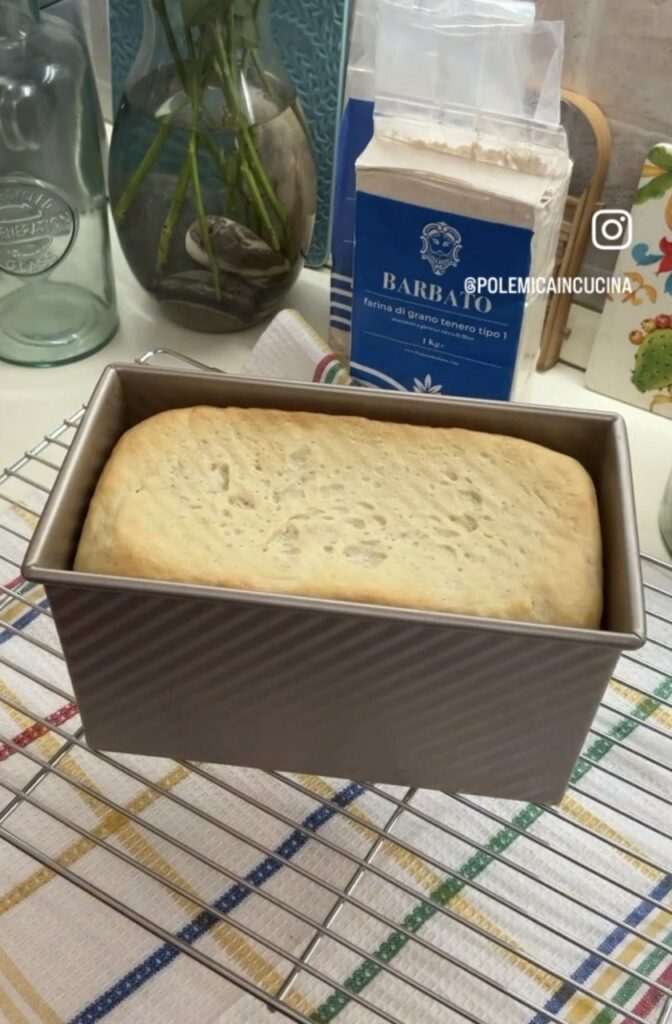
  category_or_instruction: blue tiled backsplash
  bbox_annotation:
[109,0,348,267]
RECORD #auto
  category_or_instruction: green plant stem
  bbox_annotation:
[153,0,189,92]
[227,3,235,69]
[126,0,293,291]
[242,1,272,92]
[111,0,192,236]
[241,124,288,230]
[113,90,193,223]
[211,24,283,249]
[200,133,243,220]
[159,3,223,296]
[156,149,191,276]
[250,47,270,91]
[188,130,221,298]
[113,119,173,224]
[200,132,228,177]
[231,148,246,220]
[241,162,279,249]
[211,22,241,124]
[184,24,198,64]
[241,123,293,256]
[153,3,214,126]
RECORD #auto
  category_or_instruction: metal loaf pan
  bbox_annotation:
[23,365,646,804]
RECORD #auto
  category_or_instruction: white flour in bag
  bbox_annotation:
[351,121,570,400]
[349,9,571,401]
[329,0,536,361]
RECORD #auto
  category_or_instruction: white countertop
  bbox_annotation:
[1,230,671,562]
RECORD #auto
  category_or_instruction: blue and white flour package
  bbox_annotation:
[352,192,533,399]
[329,0,535,361]
[350,6,571,401]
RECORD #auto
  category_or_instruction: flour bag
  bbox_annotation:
[350,8,571,400]
[329,0,535,360]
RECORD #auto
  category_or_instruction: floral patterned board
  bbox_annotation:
[109,0,348,268]
[586,143,672,418]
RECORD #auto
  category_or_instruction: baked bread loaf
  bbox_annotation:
[74,406,603,627]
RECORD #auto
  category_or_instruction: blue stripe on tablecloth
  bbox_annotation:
[528,874,672,1024]
[0,598,50,645]
[68,781,365,1024]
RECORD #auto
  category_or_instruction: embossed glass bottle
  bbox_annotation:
[0,0,117,366]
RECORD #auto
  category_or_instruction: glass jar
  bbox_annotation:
[108,0,317,333]
[0,0,118,366]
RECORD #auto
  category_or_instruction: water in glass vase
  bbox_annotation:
[109,67,316,332]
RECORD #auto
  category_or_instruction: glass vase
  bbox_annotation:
[108,0,317,333]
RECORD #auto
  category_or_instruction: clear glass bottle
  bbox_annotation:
[0,0,117,366]
[660,466,672,558]
[108,0,316,333]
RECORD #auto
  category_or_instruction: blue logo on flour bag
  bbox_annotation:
[420,221,462,274]
[350,192,533,400]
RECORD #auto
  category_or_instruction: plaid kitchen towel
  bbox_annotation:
[0,369,671,1024]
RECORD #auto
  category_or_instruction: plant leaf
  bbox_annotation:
[635,172,672,205]
[648,143,672,172]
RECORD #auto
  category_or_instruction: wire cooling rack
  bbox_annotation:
[0,348,670,1024]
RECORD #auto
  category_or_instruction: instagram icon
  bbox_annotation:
[592,209,633,251]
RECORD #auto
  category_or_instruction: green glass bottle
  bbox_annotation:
[0,0,117,366]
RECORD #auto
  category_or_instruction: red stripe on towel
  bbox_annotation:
[0,701,79,761]
[624,959,672,1023]
[313,353,335,382]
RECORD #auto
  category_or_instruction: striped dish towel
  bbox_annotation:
[242,309,351,387]
[1,407,671,1023]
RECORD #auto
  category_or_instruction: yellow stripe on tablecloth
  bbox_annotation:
[0,666,313,1013]
[297,775,560,995]
[0,947,61,1024]
[0,763,189,915]
[1,757,314,1016]
[0,585,47,631]
[3,672,661,1016]
[559,794,664,883]
[0,982,32,1024]
[0,602,33,629]
[563,916,672,1024]
[13,507,40,530]
[58,756,314,1018]
[610,680,672,732]
[0,675,314,1018]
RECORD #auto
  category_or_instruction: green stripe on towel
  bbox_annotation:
[312,676,672,1023]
